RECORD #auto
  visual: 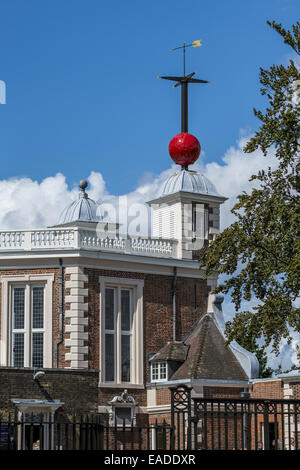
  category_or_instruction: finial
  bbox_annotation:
[79,180,88,192]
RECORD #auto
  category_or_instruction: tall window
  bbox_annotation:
[104,287,133,383]
[100,277,144,386]
[11,285,45,368]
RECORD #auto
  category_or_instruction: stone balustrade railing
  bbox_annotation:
[0,228,178,258]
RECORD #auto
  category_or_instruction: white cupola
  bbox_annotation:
[147,167,227,259]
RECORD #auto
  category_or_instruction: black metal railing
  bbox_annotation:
[170,384,300,451]
[0,413,173,451]
[101,419,173,451]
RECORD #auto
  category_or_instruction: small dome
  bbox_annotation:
[58,182,101,225]
[158,169,220,198]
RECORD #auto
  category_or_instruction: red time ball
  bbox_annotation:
[169,133,201,167]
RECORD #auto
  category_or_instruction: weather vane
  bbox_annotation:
[173,40,202,76]
[158,39,211,133]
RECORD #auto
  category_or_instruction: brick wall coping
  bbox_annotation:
[146,378,250,388]
[98,383,145,389]
[0,366,99,376]
[278,376,300,383]
[250,377,283,384]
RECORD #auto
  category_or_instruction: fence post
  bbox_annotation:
[170,389,175,450]
[170,384,192,451]
[263,401,270,450]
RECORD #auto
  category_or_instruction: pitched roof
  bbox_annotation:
[171,314,248,382]
[149,341,188,363]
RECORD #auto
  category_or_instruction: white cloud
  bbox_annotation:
[0,173,76,229]
[197,136,278,229]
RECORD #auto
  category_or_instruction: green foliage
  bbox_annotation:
[225,315,274,378]
[201,21,300,375]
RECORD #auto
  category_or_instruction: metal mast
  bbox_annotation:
[158,41,211,133]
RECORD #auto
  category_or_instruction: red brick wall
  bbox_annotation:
[85,267,208,379]
[290,382,300,399]
[0,367,98,416]
[156,388,172,406]
[0,267,68,368]
[203,386,244,399]
[251,380,283,399]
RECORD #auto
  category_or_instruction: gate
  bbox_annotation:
[171,384,300,450]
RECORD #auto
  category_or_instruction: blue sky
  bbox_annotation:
[0,0,298,195]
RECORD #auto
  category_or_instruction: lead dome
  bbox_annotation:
[158,169,220,198]
[58,180,101,225]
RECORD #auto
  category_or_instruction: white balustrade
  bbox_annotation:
[0,228,178,258]
[0,231,24,248]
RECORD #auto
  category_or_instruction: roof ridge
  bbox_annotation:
[190,315,210,378]
[182,312,211,343]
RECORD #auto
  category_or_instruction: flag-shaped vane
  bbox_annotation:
[192,40,202,47]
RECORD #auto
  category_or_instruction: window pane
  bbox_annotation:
[160,362,167,379]
[13,333,24,367]
[152,363,159,381]
[13,288,25,330]
[115,407,132,426]
[32,333,44,368]
[105,333,114,381]
[121,290,131,331]
[105,288,115,330]
[32,287,44,329]
[121,335,131,382]
[192,202,197,233]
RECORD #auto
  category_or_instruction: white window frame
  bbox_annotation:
[11,284,45,368]
[0,274,54,368]
[99,276,144,387]
[151,361,168,383]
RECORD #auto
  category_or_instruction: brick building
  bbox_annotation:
[0,158,299,450]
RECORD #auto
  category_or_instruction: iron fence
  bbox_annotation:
[101,419,173,451]
[0,413,173,451]
[3,385,300,451]
[170,384,300,451]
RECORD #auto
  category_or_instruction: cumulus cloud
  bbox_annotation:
[198,136,278,229]
[0,173,74,229]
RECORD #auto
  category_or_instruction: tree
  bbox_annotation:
[201,21,300,376]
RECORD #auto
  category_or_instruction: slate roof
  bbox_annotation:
[149,341,188,363]
[170,314,248,382]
